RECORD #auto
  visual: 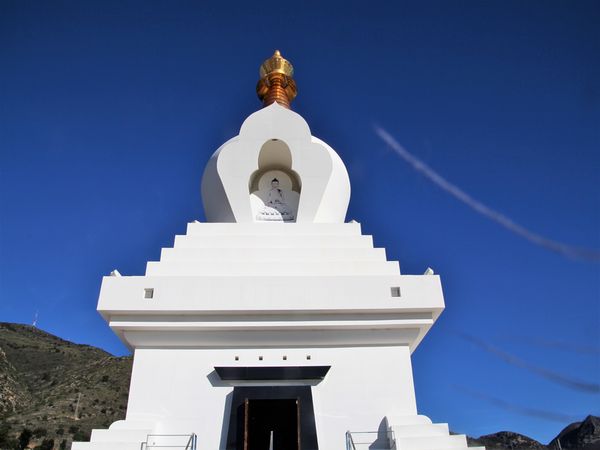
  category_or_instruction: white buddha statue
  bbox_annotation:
[256,178,295,222]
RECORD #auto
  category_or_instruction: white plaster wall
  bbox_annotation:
[172,233,374,248]
[310,137,352,223]
[159,246,388,263]
[125,348,231,441]
[124,346,416,450]
[184,222,363,236]
[90,221,447,449]
[99,274,443,317]
[311,346,417,449]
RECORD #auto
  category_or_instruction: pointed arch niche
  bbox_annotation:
[249,139,301,222]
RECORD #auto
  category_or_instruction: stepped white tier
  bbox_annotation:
[72,101,484,450]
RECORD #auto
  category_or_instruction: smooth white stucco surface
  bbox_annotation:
[201,103,351,223]
[75,221,469,450]
[122,346,417,450]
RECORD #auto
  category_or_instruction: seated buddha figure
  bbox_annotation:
[256,178,295,222]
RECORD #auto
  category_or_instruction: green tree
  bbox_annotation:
[32,427,47,438]
[72,430,89,441]
[18,428,32,450]
[0,422,10,444]
[0,423,17,449]
[39,438,54,450]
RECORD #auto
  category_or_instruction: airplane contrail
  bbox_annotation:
[455,385,582,423]
[503,336,600,356]
[374,126,600,262]
[457,333,600,393]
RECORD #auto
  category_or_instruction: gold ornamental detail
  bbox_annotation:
[256,50,297,109]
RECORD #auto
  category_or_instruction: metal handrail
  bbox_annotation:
[140,433,197,450]
[345,430,396,450]
[185,434,197,450]
[345,431,357,450]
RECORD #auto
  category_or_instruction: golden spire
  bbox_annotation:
[256,50,297,109]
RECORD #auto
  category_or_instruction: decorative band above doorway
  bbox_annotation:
[214,366,330,381]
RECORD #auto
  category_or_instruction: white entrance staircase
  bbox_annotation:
[346,416,485,450]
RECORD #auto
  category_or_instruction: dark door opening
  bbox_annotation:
[244,398,300,450]
[226,386,318,450]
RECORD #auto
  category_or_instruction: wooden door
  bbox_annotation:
[296,398,301,450]
[243,398,249,450]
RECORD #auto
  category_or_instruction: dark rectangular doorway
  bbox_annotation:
[244,398,300,450]
[226,386,318,450]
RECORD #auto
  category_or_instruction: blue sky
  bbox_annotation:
[1,0,598,444]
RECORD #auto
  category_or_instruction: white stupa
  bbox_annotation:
[72,51,484,450]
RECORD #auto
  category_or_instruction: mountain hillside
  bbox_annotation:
[467,420,600,450]
[549,416,600,450]
[0,323,132,449]
[467,431,547,449]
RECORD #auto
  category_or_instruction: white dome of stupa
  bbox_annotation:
[201,51,350,223]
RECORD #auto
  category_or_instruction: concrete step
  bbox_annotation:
[160,246,387,263]
[71,441,141,450]
[395,434,468,449]
[386,415,434,426]
[395,447,483,450]
[391,422,449,437]
[186,221,362,236]
[173,234,374,249]
[90,428,151,443]
[145,260,400,276]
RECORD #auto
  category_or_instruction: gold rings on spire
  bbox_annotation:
[256,50,297,109]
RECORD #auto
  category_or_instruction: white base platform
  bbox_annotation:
[72,415,485,450]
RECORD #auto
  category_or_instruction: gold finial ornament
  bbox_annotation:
[256,50,297,109]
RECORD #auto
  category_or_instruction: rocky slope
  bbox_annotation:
[549,416,600,450]
[467,418,600,450]
[0,323,132,449]
[468,431,548,449]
